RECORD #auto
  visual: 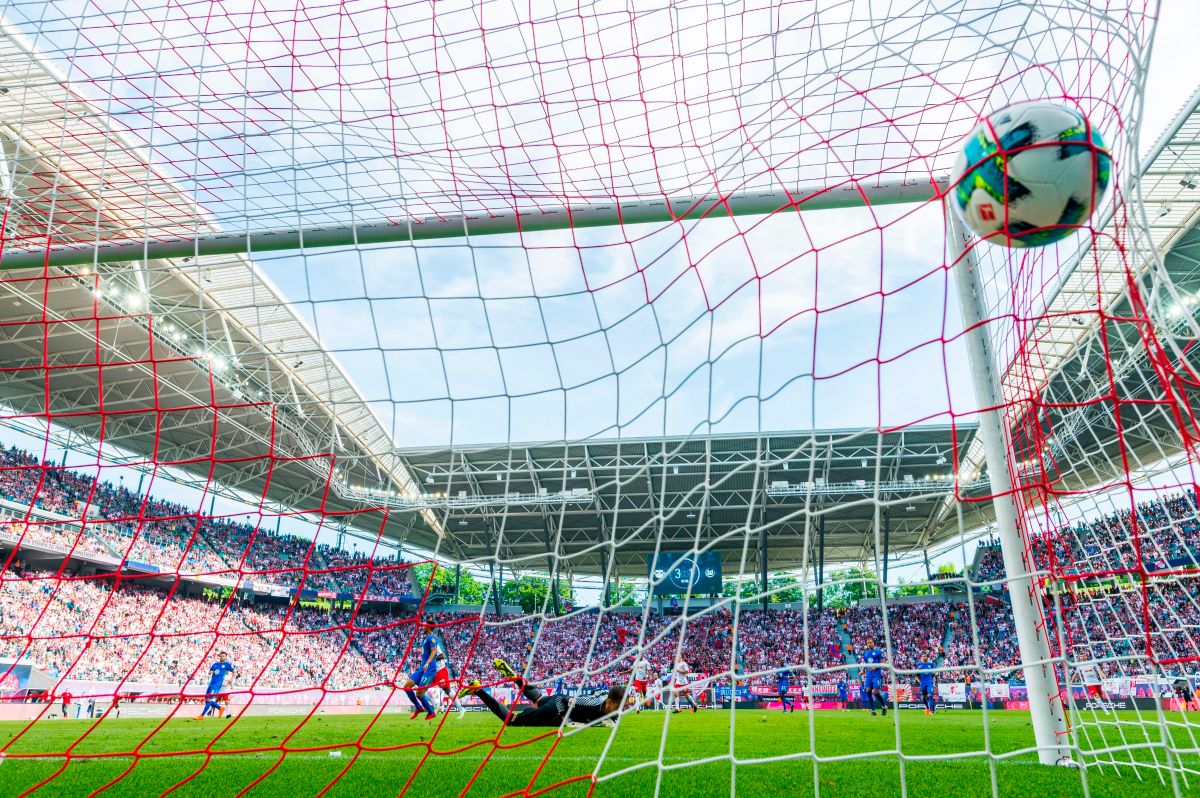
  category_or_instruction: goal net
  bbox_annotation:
[0,0,1195,795]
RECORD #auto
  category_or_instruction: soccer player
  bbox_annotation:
[428,649,461,712]
[1080,662,1105,700]
[836,677,849,711]
[60,690,73,719]
[671,660,698,713]
[1173,677,1198,711]
[195,651,236,720]
[858,679,870,712]
[776,664,795,713]
[401,620,441,720]
[628,651,651,713]
[464,658,626,728]
[916,654,937,715]
[860,638,886,716]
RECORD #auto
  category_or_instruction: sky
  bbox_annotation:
[2,0,1199,602]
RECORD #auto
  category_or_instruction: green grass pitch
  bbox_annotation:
[0,709,1194,796]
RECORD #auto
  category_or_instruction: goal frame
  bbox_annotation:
[0,168,1074,765]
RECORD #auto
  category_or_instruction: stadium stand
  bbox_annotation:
[7,438,1200,700]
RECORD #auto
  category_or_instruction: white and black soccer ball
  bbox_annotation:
[952,101,1111,248]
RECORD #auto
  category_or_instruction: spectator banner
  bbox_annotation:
[125,561,159,573]
[938,683,967,701]
[749,685,805,697]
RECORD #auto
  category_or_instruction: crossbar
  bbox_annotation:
[0,176,947,271]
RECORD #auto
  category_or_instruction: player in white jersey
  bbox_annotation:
[671,661,698,713]
[1080,662,1105,699]
[628,655,651,713]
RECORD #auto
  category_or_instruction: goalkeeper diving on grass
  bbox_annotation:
[462,658,627,727]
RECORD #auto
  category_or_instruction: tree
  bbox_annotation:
[765,575,806,603]
[821,567,879,609]
[499,575,574,614]
[718,575,805,603]
[411,562,484,604]
[891,578,932,597]
[607,582,643,608]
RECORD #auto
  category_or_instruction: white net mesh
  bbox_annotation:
[2,0,1199,795]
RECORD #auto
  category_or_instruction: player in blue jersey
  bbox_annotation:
[194,652,236,720]
[916,653,936,715]
[836,677,849,711]
[401,620,441,720]
[777,664,795,713]
[860,638,886,716]
[858,680,870,711]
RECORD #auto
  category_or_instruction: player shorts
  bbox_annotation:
[633,679,648,694]
[430,668,452,691]
[778,685,789,697]
[409,665,437,687]
[205,681,224,698]
[1086,684,1102,697]
[673,685,690,694]
[920,685,934,700]
[864,671,883,690]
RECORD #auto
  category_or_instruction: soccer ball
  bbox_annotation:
[952,101,1111,248]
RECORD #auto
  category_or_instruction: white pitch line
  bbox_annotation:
[6,752,1200,768]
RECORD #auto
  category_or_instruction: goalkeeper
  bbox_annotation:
[463,658,626,727]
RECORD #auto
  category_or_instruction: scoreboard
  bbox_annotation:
[647,551,722,595]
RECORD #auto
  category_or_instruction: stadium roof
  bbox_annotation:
[0,14,1197,576]
[393,425,987,575]
[0,21,439,540]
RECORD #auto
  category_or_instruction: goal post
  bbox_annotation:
[948,207,1073,766]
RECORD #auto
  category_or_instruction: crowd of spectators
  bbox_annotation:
[974,491,1200,585]
[314,544,414,596]
[9,442,1200,694]
[9,554,1200,692]
[0,517,112,561]
[941,600,1019,679]
[973,544,1005,585]
[840,603,949,672]
[737,609,843,684]
[0,563,392,690]
[0,444,417,597]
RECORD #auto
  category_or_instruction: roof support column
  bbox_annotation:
[882,508,891,587]
[543,517,561,616]
[454,563,461,605]
[489,560,499,616]
[759,522,769,611]
[817,515,826,613]
[600,517,614,608]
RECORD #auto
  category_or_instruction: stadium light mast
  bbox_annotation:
[948,208,1072,766]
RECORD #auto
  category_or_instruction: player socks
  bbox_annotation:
[419,693,437,715]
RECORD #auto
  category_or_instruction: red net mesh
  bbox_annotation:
[1,0,1195,794]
